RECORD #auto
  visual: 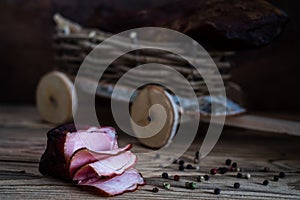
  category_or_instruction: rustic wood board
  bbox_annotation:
[0,105,300,199]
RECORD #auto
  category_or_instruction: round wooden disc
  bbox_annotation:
[130,85,179,149]
[36,71,75,124]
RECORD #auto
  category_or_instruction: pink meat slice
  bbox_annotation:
[97,126,119,149]
[39,123,145,196]
[73,151,137,182]
[69,144,133,176]
[64,127,118,159]
[78,168,145,197]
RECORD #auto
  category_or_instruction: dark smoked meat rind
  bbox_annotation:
[39,123,77,180]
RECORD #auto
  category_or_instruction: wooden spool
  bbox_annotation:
[36,71,75,124]
[130,85,179,149]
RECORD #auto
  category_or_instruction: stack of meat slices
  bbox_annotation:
[39,123,145,196]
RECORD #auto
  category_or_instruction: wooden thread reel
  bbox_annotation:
[130,85,180,149]
[36,71,77,124]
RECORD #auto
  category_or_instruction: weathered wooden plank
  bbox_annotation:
[0,105,300,199]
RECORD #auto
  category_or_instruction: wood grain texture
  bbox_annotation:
[0,105,300,199]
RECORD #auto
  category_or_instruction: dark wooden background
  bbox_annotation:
[0,0,299,111]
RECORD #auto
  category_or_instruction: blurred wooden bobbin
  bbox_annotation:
[36,71,76,124]
[130,85,179,149]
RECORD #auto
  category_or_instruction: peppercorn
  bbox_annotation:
[279,172,285,178]
[263,167,270,172]
[232,162,237,168]
[214,188,221,195]
[186,164,194,169]
[185,182,196,190]
[189,182,197,190]
[237,172,243,178]
[179,160,185,165]
[218,167,228,174]
[273,175,279,181]
[197,175,204,182]
[245,173,251,179]
[234,182,240,189]
[179,165,184,171]
[204,175,210,181]
[172,159,178,164]
[163,182,171,190]
[225,159,232,166]
[152,187,159,193]
[210,168,217,175]
[174,175,180,181]
[162,172,168,179]
[263,180,269,186]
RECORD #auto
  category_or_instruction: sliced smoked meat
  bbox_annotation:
[64,126,118,159]
[73,151,137,182]
[39,124,118,180]
[69,144,132,176]
[39,124,144,196]
[78,168,145,197]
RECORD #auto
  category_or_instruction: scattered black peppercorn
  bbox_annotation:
[225,159,232,166]
[232,162,237,168]
[273,176,279,181]
[237,172,243,178]
[279,172,285,178]
[152,187,159,193]
[204,175,210,181]
[218,167,228,174]
[214,188,221,195]
[174,175,180,181]
[234,182,240,189]
[263,180,269,186]
[179,160,185,165]
[179,165,185,171]
[210,168,217,175]
[172,159,178,164]
[162,172,168,179]
[186,164,194,169]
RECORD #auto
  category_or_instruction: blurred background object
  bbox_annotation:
[0,0,299,111]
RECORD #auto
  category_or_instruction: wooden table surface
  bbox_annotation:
[0,105,300,199]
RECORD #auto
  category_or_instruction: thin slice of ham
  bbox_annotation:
[73,151,137,182]
[69,144,132,176]
[78,168,144,197]
[64,126,118,159]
